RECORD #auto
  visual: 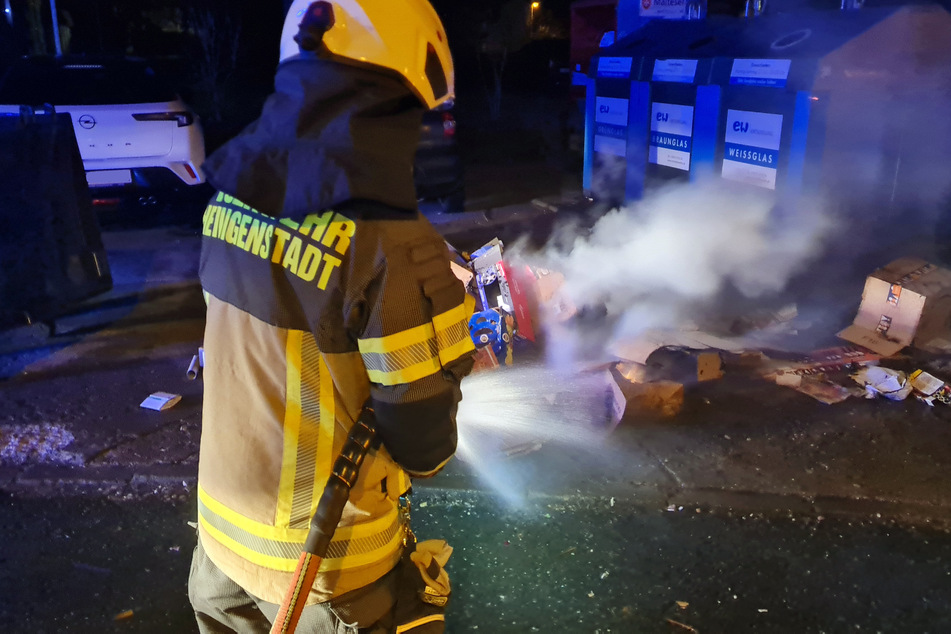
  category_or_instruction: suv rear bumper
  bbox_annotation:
[88,167,212,206]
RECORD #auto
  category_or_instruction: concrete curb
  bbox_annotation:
[0,463,197,497]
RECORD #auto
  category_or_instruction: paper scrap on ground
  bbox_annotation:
[910,369,951,406]
[140,392,182,411]
[851,366,912,401]
[793,376,854,405]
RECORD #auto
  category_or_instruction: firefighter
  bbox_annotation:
[187,1,475,631]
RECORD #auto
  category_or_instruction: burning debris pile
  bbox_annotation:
[451,187,951,425]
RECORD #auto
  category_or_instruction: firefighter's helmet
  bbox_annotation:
[279,0,454,110]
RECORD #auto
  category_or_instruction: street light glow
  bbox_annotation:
[531,2,540,7]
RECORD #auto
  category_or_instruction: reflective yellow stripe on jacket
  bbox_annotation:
[198,485,404,572]
[358,298,475,386]
[276,330,336,529]
[197,323,404,587]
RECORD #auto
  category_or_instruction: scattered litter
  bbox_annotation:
[765,346,891,404]
[114,610,134,621]
[186,355,200,379]
[185,347,206,379]
[790,376,853,405]
[774,372,802,388]
[851,366,912,401]
[676,601,689,609]
[600,571,609,580]
[73,562,111,575]
[140,392,183,411]
[758,609,768,613]
[610,497,615,507]
[587,591,595,598]
[666,618,698,632]
[419,502,429,508]
[0,424,83,466]
[910,369,951,406]
[766,346,882,378]
[169,546,181,553]
[558,547,576,557]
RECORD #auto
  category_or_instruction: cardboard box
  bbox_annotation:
[838,258,951,357]
[627,380,684,418]
[608,369,684,420]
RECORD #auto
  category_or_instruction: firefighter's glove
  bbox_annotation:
[410,540,453,605]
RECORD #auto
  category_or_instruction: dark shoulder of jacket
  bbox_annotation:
[350,202,461,316]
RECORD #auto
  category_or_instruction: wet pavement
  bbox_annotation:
[4,488,951,633]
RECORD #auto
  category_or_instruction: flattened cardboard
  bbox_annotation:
[610,329,745,365]
[838,258,951,356]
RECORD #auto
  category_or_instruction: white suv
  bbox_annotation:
[0,56,206,199]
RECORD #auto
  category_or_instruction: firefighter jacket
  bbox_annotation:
[195,57,475,606]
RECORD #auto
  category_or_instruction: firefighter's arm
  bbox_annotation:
[356,234,475,477]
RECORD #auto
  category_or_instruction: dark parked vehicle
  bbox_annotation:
[414,105,465,213]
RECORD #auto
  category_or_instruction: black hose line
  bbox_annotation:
[303,408,377,556]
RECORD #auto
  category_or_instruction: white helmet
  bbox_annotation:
[279,0,454,110]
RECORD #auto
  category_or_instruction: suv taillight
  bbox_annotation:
[132,111,194,127]
[441,112,456,138]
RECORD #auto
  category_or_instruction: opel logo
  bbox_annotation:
[78,114,96,129]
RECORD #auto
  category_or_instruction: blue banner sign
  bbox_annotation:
[649,102,694,171]
[721,109,783,189]
[595,97,630,156]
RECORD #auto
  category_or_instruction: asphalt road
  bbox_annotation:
[2,488,950,633]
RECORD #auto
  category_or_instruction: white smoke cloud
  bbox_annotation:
[510,180,836,360]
